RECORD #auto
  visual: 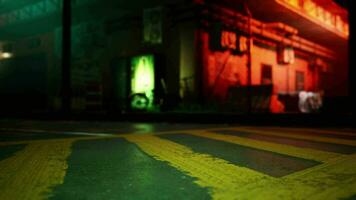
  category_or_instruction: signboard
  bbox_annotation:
[283,0,349,37]
[278,46,295,64]
[210,23,248,54]
[143,7,163,45]
[221,31,237,50]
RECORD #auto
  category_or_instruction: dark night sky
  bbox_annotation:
[333,0,348,9]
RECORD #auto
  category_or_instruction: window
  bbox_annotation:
[319,72,329,91]
[296,71,305,91]
[261,64,272,85]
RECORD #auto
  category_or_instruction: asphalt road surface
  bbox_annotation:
[0,120,356,200]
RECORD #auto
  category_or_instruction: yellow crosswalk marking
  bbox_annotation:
[0,136,113,146]
[229,127,356,146]
[231,154,356,199]
[0,140,73,200]
[1,128,355,199]
[255,127,356,137]
[187,131,340,162]
[124,135,274,200]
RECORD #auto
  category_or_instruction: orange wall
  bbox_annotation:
[200,31,319,101]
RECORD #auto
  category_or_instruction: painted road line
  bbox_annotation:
[159,133,320,177]
[0,128,115,137]
[0,136,114,146]
[229,127,356,146]
[230,154,356,200]
[0,144,26,161]
[51,138,210,200]
[253,127,356,140]
[260,127,356,137]
[117,128,223,137]
[187,131,341,162]
[0,140,74,200]
[124,135,274,200]
[213,129,356,154]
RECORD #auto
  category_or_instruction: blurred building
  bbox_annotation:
[0,0,349,114]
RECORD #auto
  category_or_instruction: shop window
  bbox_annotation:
[261,64,272,85]
[296,71,305,91]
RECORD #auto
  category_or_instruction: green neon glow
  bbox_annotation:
[131,55,155,110]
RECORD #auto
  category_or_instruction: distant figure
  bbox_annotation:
[298,91,323,113]
[298,91,310,113]
[270,85,285,113]
[309,90,323,111]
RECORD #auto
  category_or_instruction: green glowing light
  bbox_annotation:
[131,55,155,110]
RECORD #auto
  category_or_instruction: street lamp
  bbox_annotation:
[1,52,12,59]
[0,43,13,60]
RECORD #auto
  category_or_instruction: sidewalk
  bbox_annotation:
[0,110,354,127]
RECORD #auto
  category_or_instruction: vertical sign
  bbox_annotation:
[278,46,294,64]
[143,7,163,45]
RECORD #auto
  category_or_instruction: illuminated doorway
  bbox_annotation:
[130,55,155,110]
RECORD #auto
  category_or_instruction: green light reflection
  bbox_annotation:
[131,55,155,110]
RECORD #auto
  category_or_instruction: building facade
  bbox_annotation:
[0,0,349,114]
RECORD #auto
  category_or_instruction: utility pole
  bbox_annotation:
[244,2,252,113]
[61,0,71,115]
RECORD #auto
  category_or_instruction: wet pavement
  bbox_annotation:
[0,120,356,200]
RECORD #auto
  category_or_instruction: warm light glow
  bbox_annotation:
[280,0,349,37]
[1,52,13,59]
[221,31,237,50]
